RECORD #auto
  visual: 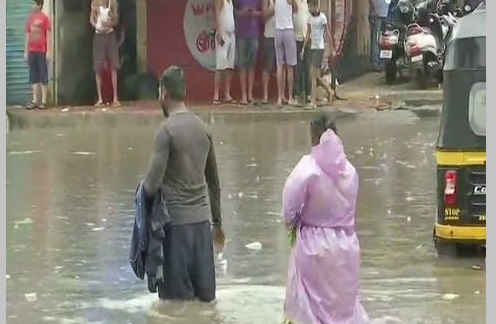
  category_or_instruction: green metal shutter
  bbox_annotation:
[6,0,32,106]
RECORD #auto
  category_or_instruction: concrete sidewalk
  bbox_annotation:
[6,72,443,130]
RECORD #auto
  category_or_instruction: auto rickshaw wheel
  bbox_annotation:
[433,228,458,257]
[385,60,397,85]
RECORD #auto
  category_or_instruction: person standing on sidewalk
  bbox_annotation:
[236,0,262,105]
[370,0,390,71]
[274,0,299,106]
[293,0,310,106]
[301,0,332,109]
[261,0,277,105]
[90,0,121,107]
[24,0,51,110]
[213,0,236,105]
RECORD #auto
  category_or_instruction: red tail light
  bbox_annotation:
[409,45,422,57]
[444,170,458,205]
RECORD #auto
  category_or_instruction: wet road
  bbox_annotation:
[6,109,485,324]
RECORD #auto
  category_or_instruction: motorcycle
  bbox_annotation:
[404,4,457,88]
[379,0,415,84]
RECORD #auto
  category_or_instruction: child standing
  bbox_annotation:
[300,0,332,109]
[24,0,51,110]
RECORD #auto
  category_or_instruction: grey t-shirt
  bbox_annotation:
[143,110,222,227]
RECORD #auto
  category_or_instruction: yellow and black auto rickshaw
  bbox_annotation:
[433,3,486,256]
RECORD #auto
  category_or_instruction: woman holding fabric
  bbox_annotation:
[281,110,369,324]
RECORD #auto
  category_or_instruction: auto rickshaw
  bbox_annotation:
[433,2,486,256]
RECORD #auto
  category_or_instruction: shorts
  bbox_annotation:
[157,220,216,302]
[236,38,259,69]
[215,32,236,70]
[263,37,276,72]
[28,52,49,85]
[274,29,297,67]
[308,49,325,69]
[93,32,121,73]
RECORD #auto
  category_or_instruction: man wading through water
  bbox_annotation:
[143,66,225,302]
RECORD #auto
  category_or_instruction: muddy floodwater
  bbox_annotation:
[6,109,485,324]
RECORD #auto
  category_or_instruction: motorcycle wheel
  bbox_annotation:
[385,60,397,85]
[415,68,428,90]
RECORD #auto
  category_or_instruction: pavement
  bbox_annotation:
[6,72,443,131]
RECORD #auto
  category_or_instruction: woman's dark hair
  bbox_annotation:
[310,110,337,136]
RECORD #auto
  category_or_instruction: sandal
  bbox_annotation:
[25,101,38,110]
[213,99,221,105]
[224,98,237,104]
[38,103,47,109]
[94,101,104,108]
[112,101,122,108]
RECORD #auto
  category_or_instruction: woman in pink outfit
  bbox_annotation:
[282,111,369,324]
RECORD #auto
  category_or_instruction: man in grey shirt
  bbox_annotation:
[143,65,224,302]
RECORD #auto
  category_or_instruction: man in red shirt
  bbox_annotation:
[24,0,51,110]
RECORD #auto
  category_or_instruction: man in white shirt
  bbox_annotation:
[213,0,236,104]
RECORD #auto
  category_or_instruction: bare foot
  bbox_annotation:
[94,101,104,107]
[112,100,121,108]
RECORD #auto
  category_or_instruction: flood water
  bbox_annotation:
[6,109,485,324]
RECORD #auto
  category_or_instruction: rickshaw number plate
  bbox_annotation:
[380,50,393,59]
[412,54,423,63]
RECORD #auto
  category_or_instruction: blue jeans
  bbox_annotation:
[370,16,387,70]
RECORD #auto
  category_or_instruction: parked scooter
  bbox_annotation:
[379,0,415,84]
[404,1,457,88]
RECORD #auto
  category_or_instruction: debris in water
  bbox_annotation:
[61,108,70,112]
[405,196,414,202]
[219,141,225,145]
[227,194,233,199]
[266,211,281,216]
[406,216,412,222]
[92,227,105,232]
[442,293,459,300]
[471,265,483,271]
[6,274,10,280]
[219,259,228,274]
[255,176,260,182]
[14,218,33,226]
[25,292,38,302]
[238,192,244,199]
[85,223,95,227]
[387,209,391,215]
[127,147,132,151]
[102,218,107,222]
[355,149,363,155]
[474,291,480,295]
[56,133,65,137]
[8,150,41,155]
[72,151,95,155]
[245,242,262,250]
[245,163,258,167]
[102,108,107,112]
[416,244,423,250]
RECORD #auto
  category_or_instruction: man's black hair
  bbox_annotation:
[159,65,186,101]
[33,0,44,8]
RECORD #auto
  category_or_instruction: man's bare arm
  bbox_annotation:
[143,124,171,198]
[288,0,298,12]
[205,134,222,228]
[262,0,274,20]
[214,0,225,34]
[90,8,97,27]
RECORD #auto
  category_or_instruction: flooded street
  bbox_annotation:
[6,109,485,324]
